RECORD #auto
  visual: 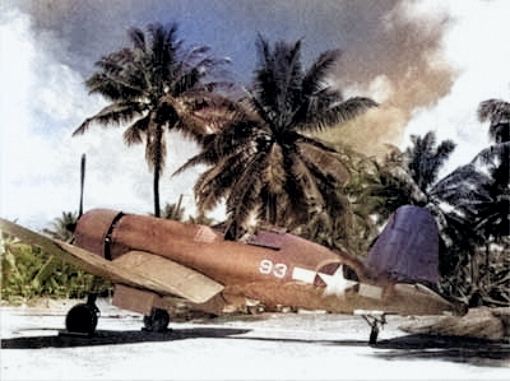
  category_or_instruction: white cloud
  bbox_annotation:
[403,0,510,176]
[3,0,510,230]
[0,8,208,230]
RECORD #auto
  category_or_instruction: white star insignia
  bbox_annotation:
[318,265,358,297]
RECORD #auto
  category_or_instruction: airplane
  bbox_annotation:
[0,159,464,344]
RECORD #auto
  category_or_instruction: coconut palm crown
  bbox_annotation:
[43,211,79,243]
[476,99,510,241]
[477,99,510,143]
[177,35,378,240]
[73,23,232,217]
[406,131,456,194]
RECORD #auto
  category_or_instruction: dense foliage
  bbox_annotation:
[176,36,377,240]
[1,236,99,303]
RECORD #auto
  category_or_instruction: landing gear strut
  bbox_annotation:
[65,294,100,336]
[354,310,387,344]
[143,308,170,332]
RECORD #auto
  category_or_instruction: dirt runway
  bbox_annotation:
[1,299,509,380]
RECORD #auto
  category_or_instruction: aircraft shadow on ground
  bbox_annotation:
[3,327,510,368]
[1,326,373,350]
[228,334,370,347]
[0,327,250,349]
[373,334,510,367]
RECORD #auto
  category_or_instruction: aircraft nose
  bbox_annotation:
[74,209,124,259]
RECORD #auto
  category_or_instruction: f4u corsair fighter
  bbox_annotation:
[0,202,462,343]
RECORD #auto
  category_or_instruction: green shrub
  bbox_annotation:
[1,236,109,303]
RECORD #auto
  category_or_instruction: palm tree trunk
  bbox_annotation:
[152,124,164,218]
[267,193,277,225]
[154,168,161,218]
[486,242,491,273]
[502,144,509,186]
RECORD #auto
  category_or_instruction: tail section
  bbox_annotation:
[366,205,439,284]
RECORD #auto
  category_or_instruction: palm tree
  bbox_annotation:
[350,149,424,226]
[73,23,232,217]
[471,143,510,248]
[350,131,455,227]
[406,131,456,194]
[477,98,510,187]
[427,143,510,305]
[43,211,79,242]
[477,99,510,143]
[177,35,377,240]
[161,195,186,221]
[475,99,510,254]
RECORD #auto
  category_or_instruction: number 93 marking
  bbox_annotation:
[259,259,288,279]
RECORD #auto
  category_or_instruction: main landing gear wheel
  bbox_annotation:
[65,303,100,335]
[65,294,100,336]
[143,308,170,332]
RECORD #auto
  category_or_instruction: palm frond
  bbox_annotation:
[128,27,146,51]
[225,153,266,235]
[477,99,510,142]
[147,22,180,70]
[473,192,510,243]
[194,167,231,212]
[287,150,325,211]
[293,133,340,154]
[297,139,350,184]
[302,49,342,96]
[301,96,378,132]
[263,143,286,194]
[245,90,276,129]
[429,163,493,220]
[406,131,456,192]
[194,151,252,211]
[473,142,510,167]
[253,35,303,129]
[86,51,148,100]
[477,99,510,124]
[172,151,213,177]
[183,45,211,62]
[171,68,203,96]
[123,115,150,146]
[72,101,146,136]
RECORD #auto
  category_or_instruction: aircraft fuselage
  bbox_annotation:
[74,209,456,316]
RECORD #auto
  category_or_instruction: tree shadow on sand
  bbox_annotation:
[373,334,510,367]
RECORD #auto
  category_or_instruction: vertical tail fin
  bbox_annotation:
[366,205,439,283]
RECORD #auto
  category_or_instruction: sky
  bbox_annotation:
[1,0,510,231]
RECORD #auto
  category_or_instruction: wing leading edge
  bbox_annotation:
[0,218,223,304]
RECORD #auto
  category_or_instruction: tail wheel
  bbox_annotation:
[143,308,170,332]
[65,303,99,335]
[369,325,380,345]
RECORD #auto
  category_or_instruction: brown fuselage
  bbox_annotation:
[74,209,456,316]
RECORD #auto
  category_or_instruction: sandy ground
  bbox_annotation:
[1,298,509,381]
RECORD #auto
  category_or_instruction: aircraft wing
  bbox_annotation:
[0,218,224,304]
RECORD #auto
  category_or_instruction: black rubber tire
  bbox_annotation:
[143,308,170,332]
[65,303,99,335]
